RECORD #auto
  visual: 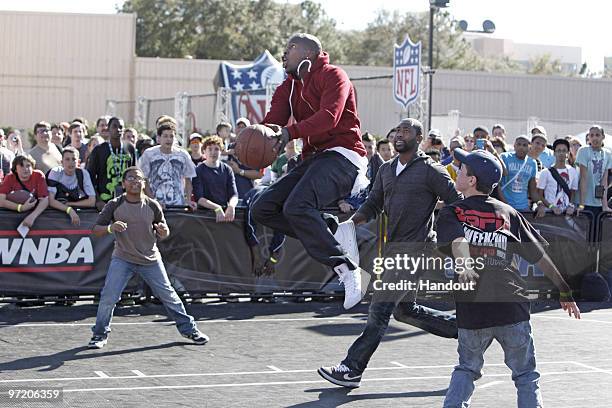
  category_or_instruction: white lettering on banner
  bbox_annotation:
[0,239,21,264]
[0,237,94,265]
[20,238,48,264]
[68,238,94,264]
[45,238,71,264]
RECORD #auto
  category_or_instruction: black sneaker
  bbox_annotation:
[88,335,108,349]
[182,329,209,345]
[318,363,362,388]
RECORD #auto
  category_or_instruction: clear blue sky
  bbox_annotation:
[2,0,610,72]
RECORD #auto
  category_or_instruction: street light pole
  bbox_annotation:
[428,5,435,131]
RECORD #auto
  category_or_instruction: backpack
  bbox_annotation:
[46,168,88,203]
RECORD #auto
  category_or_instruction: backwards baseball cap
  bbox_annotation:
[189,133,203,143]
[515,134,531,143]
[531,125,546,135]
[454,148,502,190]
[428,128,442,138]
[236,117,251,127]
[531,132,548,143]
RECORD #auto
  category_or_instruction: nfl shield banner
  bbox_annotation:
[218,50,285,125]
[393,36,422,109]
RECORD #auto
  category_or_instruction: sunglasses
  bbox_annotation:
[125,175,145,182]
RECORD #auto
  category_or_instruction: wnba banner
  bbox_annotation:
[0,209,595,297]
[0,210,118,295]
[0,209,378,296]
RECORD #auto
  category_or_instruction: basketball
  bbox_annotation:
[6,190,35,204]
[234,124,280,169]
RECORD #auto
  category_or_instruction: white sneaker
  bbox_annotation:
[333,220,359,266]
[335,264,368,309]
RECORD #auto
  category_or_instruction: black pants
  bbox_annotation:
[251,151,358,269]
[244,185,286,253]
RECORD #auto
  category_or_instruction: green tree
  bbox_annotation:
[119,1,521,74]
[120,0,342,62]
[340,9,518,72]
[527,54,565,75]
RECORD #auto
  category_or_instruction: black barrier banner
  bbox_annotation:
[0,210,124,295]
[0,209,379,296]
[599,214,612,277]
[159,211,379,294]
[517,211,595,291]
[0,208,595,296]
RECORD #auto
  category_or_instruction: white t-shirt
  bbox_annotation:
[396,160,407,176]
[536,165,579,210]
[138,146,196,206]
[47,167,96,198]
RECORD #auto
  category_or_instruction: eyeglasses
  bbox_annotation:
[125,175,144,182]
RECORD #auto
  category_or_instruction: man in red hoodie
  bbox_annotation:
[252,33,369,309]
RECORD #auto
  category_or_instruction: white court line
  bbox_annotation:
[267,366,283,372]
[61,370,602,393]
[94,371,109,378]
[570,361,612,375]
[131,370,146,377]
[478,380,504,389]
[0,361,581,384]
[390,361,409,368]
[0,316,366,328]
[533,315,612,324]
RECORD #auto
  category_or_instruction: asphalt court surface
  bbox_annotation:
[1,300,611,407]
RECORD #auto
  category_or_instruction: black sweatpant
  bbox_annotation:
[251,151,358,269]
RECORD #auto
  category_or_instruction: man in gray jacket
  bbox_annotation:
[318,118,461,388]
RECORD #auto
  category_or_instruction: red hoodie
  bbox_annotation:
[263,52,366,159]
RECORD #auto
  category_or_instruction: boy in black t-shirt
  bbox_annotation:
[437,148,580,408]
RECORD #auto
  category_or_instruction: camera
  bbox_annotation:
[475,139,485,150]
[11,136,18,142]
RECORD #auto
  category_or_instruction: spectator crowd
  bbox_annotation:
[1,115,611,305]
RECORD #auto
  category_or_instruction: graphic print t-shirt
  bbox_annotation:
[575,146,612,207]
[86,142,136,202]
[138,146,196,206]
[436,195,547,329]
[536,165,579,210]
[500,152,538,210]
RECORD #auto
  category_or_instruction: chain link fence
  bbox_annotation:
[107,70,609,146]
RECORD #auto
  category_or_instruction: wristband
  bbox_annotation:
[17,204,22,213]
[214,207,223,213]
[66,206,73,214]
[548,204,554,209]
[107,224,113,234]
[269,256,278,264]
[578,204,585,210]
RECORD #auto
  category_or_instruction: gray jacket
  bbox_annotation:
[357,151,461,243]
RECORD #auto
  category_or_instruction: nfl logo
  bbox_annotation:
[393,36,421,108]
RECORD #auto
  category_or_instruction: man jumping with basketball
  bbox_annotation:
[252,33,369,309]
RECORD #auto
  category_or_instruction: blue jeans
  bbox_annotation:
[92,257,196,337]
[341,301,457,374]
[342,243,457,374]
[443,320,542,408]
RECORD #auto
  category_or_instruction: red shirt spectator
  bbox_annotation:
[0,170,49,198]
